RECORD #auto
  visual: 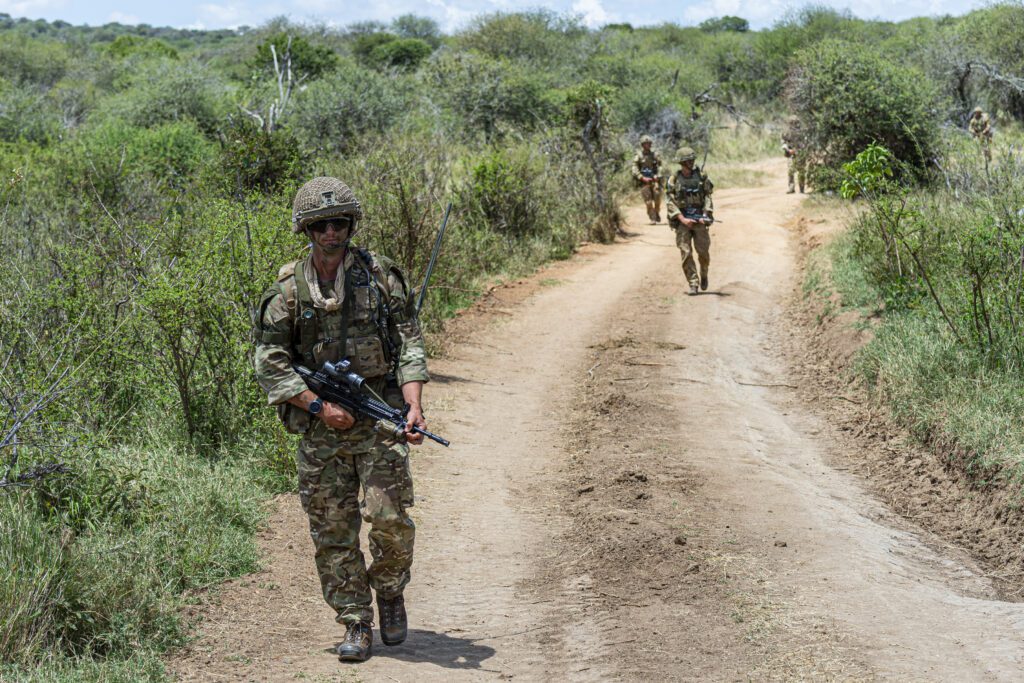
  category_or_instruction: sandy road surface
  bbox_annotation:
[171,161,1024,682]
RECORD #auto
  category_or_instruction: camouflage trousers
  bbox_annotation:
[640,182,662,221]
[297,418,415,625]
[674,221,711,287]
[787,158,805,193]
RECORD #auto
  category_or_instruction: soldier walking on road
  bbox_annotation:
[782,115,805,194]
[632,134,663,223]
[968,107,993,163]
[666,147,715,296]
[254,177,431,663]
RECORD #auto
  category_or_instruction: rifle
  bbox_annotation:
[416,202,453,316]
[294,360,451,447]
[681,206,716,225]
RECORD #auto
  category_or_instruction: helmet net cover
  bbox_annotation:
[676,146,696,162]
[292,177,363,234]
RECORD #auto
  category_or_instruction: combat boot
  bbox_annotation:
[377,593,408,646]
[337,621,373,662]
[700,274,708,291]
[688,284,699,296]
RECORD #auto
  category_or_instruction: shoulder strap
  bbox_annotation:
[291,259,321,365]
[355,248,393,302]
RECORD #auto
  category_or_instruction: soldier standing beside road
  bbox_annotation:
[253,177,430,663]
[632,134,663,223]
[782,115,805,194]
[666,147,715,296]
[968,106,993,163]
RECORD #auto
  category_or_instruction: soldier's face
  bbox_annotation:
[680,159,695,174]
[308,218,352,254]
[642,141,651,150]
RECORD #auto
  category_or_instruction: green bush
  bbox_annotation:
[218,116,304,194]
[0,82,62,144]
[953,4,1024,118]
[289,62,410,155]
[0,34,70,86]
[786,39,939,188]
[466,148,545,238]
[699,16,750,33]
[99,60,225,135]
[426,52,558,140]
[457,10,584,66]
[104,35,178,61]
[391,14,442,49]
[352,32,398,67]
[370,38,432,71]
[250,33,337,81]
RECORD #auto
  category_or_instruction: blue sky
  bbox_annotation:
[0,0,991,32]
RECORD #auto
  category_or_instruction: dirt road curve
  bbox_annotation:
[171,160,1024,682]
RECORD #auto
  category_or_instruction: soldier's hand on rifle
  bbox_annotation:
[322,402,356,431]
[404,404,426,446]
[401,380,426,446]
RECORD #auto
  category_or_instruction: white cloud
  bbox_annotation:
[196,1,282,28]
[572,0,614,27]
[682,0,791,26]
[0,0,67,17]
[425,0,477,30]
[107,11,140,24]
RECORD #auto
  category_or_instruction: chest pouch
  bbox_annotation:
[345,334,390,378]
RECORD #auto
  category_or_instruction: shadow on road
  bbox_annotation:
[331,629,498,670]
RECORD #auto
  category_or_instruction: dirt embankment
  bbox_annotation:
[169,160,1024,682]
[786,206,1024,599]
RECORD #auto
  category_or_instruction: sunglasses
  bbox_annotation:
[308,216,354,233]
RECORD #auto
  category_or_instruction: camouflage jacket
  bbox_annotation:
[254,249,429,407]
[781,129,800,156]
[631,148,663,183]
[969,113,992,139]
[666,169,714,221]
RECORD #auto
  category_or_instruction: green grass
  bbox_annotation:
[0,440,270,680]
[816,214,1024,491]
[857,314,1024,481]
[710,123,781,164]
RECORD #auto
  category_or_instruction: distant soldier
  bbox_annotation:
[666,147,714,296]
[968,107,993,162]
[782,115,805,194]
[632,134,663,223]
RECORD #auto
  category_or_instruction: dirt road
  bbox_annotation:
[171,160,1024,681]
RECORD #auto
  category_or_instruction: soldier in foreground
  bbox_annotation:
[254,177,430,662]
[782,115,805,194]
[632,134,663,223]
[666,147,714,296]
[968,106,993,162]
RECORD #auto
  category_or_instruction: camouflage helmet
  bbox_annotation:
[676,146,696,162]
[640,134,653,145]
[972,106,983,115]
[292,176,363,234]
[787,114,800,124]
